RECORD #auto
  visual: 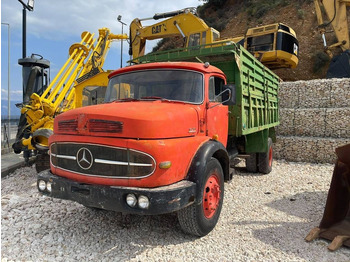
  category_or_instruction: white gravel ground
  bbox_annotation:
[2,160,350,261]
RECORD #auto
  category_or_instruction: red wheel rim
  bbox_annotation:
[203,174,221,219]
[268,146,273,167]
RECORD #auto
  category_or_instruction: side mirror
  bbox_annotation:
[222,84,236,106]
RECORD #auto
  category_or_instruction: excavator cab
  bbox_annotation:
[244,23,299,69]
[187,28,220,47]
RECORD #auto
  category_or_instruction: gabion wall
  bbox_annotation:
[274,78,350,163]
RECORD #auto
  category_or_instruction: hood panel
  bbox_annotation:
[55,101,199,139]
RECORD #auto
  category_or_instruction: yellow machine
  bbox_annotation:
[314,0,350,77]
[129,7,299,69]
[13,28,127,157]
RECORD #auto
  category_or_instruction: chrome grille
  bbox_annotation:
[50,143,156,178]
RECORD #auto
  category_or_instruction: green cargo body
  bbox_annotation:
[131,42,280,153]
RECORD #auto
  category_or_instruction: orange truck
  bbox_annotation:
[37,43,280,236]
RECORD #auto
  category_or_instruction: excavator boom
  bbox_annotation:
[129,8,213,59]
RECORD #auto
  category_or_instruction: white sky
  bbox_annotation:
[2,0,202,41]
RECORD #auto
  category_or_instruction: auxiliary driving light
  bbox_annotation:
[46,182,52,193]
[138,195,150,209]
[126,194,137,207]
[38,180,46,191]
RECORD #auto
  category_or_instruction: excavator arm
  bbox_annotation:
[129,8,218,59]
[314,0,350,54]
[313,0,350,77]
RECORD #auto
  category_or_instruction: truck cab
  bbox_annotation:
[38,62,235,236]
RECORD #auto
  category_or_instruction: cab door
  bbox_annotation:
[206,76,229,147]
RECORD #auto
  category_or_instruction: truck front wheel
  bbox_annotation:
[178,158,224,236]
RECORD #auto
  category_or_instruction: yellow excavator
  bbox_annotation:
[313,0,350,77]
[129,7,299,69]
[13,28,127,170]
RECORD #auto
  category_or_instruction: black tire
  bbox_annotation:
[258,137,273,174]
[35,153,50,173]
[177,158,224,236]
[246,153,257,173]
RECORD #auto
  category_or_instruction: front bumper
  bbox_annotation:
[37,170,196,215]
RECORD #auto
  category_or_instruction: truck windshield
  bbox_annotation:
[105,69,203,104]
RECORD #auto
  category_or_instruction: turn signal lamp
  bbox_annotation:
[212,134,219,141]
[159,161,172,169]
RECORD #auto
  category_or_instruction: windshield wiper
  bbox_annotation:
[113,98,140,103]
[140,96,187,104]
[140,96,163,100]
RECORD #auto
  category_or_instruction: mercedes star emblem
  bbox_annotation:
[76,148,93,170]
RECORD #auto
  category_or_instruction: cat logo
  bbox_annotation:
[152,24,166,34]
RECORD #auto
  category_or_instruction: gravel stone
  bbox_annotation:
[2,163,350,261]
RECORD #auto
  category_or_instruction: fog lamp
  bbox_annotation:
[46,182,52,193]
[138,195,150,209]
[126,194,137,207]
[38,180,46,191]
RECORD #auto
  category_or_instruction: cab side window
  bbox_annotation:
[209,77,225,102]
[188,33,200,47]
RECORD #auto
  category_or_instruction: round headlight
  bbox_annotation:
[46,182,52,192]
[126,194,137,207]
[38,180,46,191]
[138,195,150,209]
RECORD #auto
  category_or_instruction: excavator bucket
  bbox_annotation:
[326,50,350,78]
[305,144,350,251]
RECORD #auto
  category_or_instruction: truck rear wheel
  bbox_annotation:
[177,158,224,236]
[258,137,273,174]
[246,153,257,173]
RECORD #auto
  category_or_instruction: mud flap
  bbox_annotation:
[305,144,350,251]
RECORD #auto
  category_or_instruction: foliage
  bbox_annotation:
[297,9,305,19]
[243,0,292,19]
[152,39,169,53]
[151,38,179,53]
